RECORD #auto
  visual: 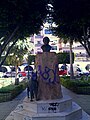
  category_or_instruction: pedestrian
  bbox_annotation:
[27,79,31,98]
[30,70,38,101]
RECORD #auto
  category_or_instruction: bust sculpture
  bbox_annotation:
[41,37,52,52]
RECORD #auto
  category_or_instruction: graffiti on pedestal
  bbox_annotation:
[40,102,59,113]
[48,102,59,113]
[37,64,58,84]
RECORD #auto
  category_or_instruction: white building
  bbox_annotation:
[61,42,89,61]
[29,22,89,61]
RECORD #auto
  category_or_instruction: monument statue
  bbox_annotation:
[41,37,52,52]
[35,37,63,100]
[13,37,85,120]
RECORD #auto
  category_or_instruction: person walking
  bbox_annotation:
[27,79,31,98]
[29,70,38,101]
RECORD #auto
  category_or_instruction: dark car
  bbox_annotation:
[59,64,68,76]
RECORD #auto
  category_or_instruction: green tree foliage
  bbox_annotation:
[5,46,27,66]
[57,52,74,64]
[28,53,74,65]
[0,0,49,66]
[1,38,30,66]
[51,0,90,56]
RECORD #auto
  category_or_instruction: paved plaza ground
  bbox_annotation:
[0,86,90,120]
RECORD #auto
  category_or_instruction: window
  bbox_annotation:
[51,46,57,50]
[35,35,43,38]
[45,29,52,34]
[37,41,41,44]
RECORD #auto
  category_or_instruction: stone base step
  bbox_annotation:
[13,102,82,120]
[80,110,90,120]
[23,95,72,113]
[5,103,90,120]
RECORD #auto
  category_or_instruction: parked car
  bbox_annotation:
[10,66,21,72]
[79,67,90,76]
[59,64,68,76]
[0,66,12,78]
[3,66,22,78]
[18,65,33,77]
[18,71,27,77]
[68,64,90,76]
[0,66,11,73]
[59,69,67,76]
[3,71,16,78]
[24,65,33,71]
[19,63,34,72]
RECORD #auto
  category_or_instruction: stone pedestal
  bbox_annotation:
[35,52,62,100]
[23,95,72,114]
[13,95,90,120]
[5,89,90,120]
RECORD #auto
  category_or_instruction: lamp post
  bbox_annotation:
[15,55,19,85]
[28,55,30,80]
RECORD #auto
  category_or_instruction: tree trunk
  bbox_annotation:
[15,57,19,85]
[70,40,74,80]
[15,65,19,85]
[0,36,19,67]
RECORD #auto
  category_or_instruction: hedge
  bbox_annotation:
[0,80,27,102]
[60,76,90,94]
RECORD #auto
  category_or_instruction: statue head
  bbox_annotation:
[41,37,51,52]
[43,37,50,45]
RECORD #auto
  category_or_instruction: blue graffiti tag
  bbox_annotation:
[38,64,58,84]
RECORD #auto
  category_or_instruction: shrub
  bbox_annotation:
[75,86,90,94]
[0,80,27,102]
[60,76,90,94]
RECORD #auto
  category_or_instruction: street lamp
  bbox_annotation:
[28,55,30,80]
[15,55,19,85]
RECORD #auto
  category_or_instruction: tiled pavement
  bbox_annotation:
[0,89,27,120]
[61,86,90,115]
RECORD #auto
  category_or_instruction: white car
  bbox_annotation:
[0,65,11,73]
[67,64,89,76]
[79,67,89,76]
[3,71,16,78]
[0,66,11,77]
